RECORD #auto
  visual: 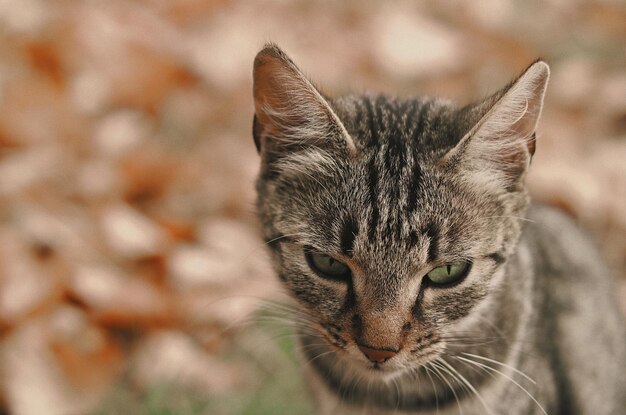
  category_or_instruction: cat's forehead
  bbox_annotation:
[277,142,495,266]
[329,94,464,159]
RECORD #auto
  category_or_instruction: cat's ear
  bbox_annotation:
[252,44,355,157]
[441,60,550,192]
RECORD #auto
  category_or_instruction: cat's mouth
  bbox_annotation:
[351,351,443,385]
[364,360,406,374]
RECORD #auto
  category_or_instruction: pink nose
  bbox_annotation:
[358,344,398,364]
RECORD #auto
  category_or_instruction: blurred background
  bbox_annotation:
[0,0,624,414]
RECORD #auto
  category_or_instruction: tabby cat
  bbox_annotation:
[251,44,626,414]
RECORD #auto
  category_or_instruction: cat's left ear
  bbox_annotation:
[442,61,550,192]
[252,44,355,157]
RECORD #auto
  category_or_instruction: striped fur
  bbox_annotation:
[253,44,626,414]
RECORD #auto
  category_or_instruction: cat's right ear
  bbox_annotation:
[252,44,355,157]
[440,60,550,192]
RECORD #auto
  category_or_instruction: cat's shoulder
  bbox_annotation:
[523,203,613,286]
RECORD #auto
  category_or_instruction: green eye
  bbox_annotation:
[426,261,471,285]
[305,250,351,282]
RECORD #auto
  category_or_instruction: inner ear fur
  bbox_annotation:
[252,44,355,157]
[440,60,550,192]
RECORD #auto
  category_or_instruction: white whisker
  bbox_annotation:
[429,360,464,415]
[437,358,494,415]
[461,352,536,384]
[423,364,440,413]
[454,356,547,415]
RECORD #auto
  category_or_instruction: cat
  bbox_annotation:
[251,43,626,415]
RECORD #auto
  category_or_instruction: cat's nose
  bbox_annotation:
[357,344,398,364]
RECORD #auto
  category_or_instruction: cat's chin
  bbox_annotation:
[360,364,406,381]
[347,355,422,382]
[350,360,434,386]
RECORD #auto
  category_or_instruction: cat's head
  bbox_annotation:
[252,44,549,378]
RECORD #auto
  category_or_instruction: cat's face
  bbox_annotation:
[258,137,518,377]
[253,45,548,378]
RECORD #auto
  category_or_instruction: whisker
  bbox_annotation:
[482,215,537,224]
[263,233,302,247]
[437,358,494,415]
[348,367,364,404]
[454,355,547,415]
[237,232,305,266]
[429,360,463,415]
[391,376,402,411]
[460,352,536,384]
[423,364,440,413]
[432,360,470,399]
[443,336,502,347]
[303,349,337,366]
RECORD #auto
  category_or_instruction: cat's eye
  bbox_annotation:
[305,250,351,282]
[426,261,471,285]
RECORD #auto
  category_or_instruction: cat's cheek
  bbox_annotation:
[433,286,489,322]
[288,276,345,310]
[280,265,347,314]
